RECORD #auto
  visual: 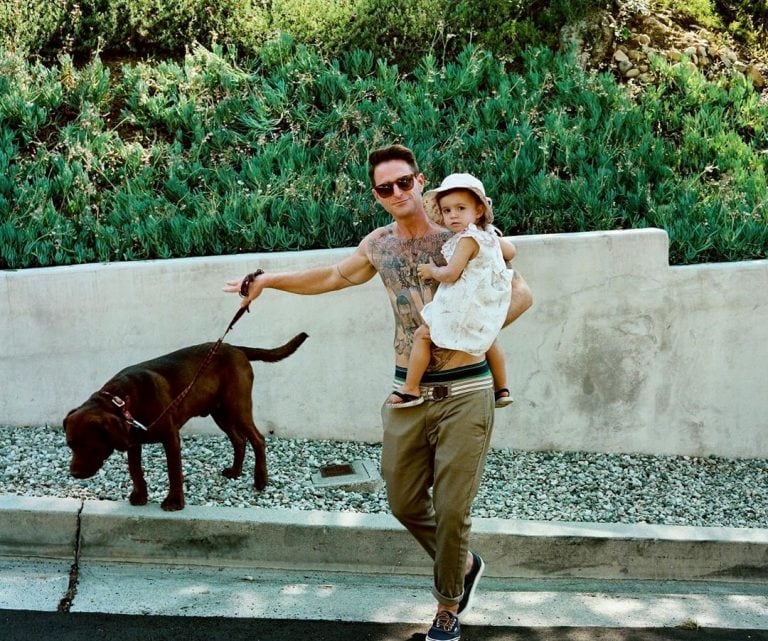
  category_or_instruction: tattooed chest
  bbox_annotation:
[369,233,450,293]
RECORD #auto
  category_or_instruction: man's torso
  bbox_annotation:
[365,224,486,370]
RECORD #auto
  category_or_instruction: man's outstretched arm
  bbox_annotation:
[224,243,377,308]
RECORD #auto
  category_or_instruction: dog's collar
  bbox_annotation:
[101,391,148,433]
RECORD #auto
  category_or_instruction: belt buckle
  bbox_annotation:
[431,385,449,401]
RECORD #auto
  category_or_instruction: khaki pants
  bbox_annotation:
[380,388,495,606]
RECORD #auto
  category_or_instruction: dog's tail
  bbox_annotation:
[233,332,309,363]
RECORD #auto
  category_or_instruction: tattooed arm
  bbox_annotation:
[227,240,377,307]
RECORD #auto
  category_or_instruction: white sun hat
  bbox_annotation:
[423,173,494,224]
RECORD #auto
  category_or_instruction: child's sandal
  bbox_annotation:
[494,388,514,408]
[387,391,424,409]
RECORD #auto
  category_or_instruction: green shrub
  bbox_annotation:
[656,0,767,53]
[1,42,766,269]
[655,0,723,31]
[718,0,768,52]
[269,0,356,48]
[0,0,271,60]
[337,0,447,70]
[1,0,611,71]
[4,0,764,74]
[116,0,270,55]
[0,0,69,54]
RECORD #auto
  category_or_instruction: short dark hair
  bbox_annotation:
[367,144,419,185]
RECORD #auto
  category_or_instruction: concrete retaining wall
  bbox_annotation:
[2,228,766,458]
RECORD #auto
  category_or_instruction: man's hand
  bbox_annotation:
[224,271,265,309]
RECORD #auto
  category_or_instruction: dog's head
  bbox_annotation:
[63,400,132,479]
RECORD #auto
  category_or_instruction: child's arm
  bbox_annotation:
[418,237,479,284]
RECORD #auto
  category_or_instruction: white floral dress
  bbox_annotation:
[421,224,513,356]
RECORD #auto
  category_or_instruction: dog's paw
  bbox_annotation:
[161,495,185,511]
[253,463,268,491]
[129,490,148,506]
[221,466,242,479]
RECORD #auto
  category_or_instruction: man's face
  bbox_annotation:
[371,159,425,219]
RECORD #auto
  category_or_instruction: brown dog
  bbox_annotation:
[64,333,308,511]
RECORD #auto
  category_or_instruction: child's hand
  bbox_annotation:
[418,260,437,281]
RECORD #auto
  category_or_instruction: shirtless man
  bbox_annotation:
[225,144,532,641]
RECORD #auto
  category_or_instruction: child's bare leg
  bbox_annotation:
[403,324,432,395]
[486,339,508,393]
[388,324,431,405]
[487,339,513,406]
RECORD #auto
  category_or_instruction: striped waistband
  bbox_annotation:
[393,361,493,400]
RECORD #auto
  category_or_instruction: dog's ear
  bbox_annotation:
[102,413,131,451]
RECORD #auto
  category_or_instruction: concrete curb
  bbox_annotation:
[2,495,767,582]
[0,496,81,558]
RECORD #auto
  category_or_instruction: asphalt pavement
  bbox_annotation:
[3,609,768,641]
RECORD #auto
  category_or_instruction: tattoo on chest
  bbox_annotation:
[368,229,453,363]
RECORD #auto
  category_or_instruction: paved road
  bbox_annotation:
[3,610,768,641]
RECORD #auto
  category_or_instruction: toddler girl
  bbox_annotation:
[388,173,515,409]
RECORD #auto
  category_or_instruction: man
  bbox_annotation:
[225,144,532,640]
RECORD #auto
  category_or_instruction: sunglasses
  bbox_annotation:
[373,173,416,198]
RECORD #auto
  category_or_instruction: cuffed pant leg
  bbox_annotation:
[429,389,494,606]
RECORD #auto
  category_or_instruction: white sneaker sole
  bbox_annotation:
[460,555,485,616]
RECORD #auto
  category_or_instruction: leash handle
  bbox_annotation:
[239,269,264,298]
[222,268,264,334]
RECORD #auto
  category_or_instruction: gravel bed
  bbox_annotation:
[2,425,767,528]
